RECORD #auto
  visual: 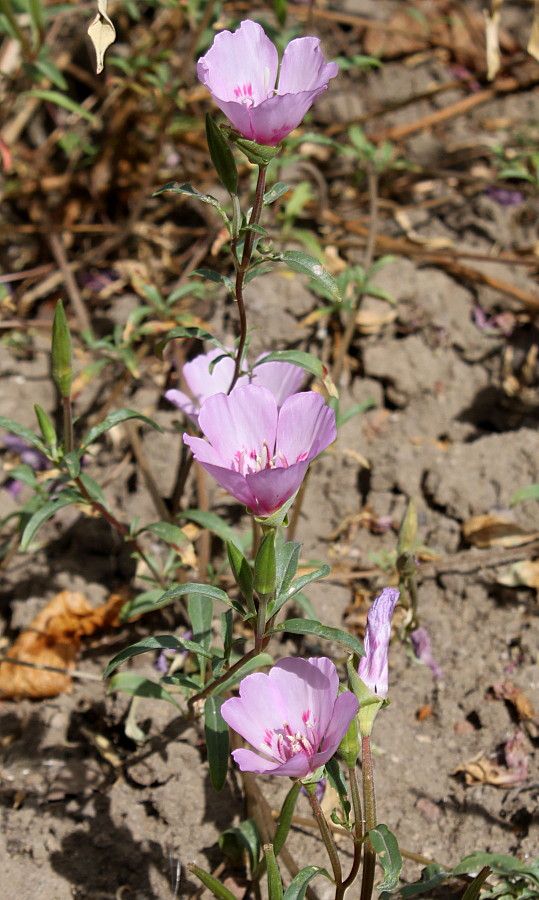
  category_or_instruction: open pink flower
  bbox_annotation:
[357,588,399,699]
[221,657,359,778]
[183,384,335,517]
[197,19,338,146]
[165,348,304,427]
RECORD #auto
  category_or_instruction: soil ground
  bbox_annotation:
[1,2,539,899]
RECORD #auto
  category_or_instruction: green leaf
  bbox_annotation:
[78,473,108,507]
[511,484,539,506]
[265,844,284,900]
[182,509,243,549]
[453,853,538,881]
[206,114,238,195]
[205,696,229,791]
[52,299,73,397]
[0,416,46,454]
[211,652,273,695]
[273,251,341,301]
[194,268,235,293]
[108,672,181,709]
[254,350,324,380]
[62,450,81,479]
[219,819,260,873]
[273,782,301,855]
[461,868,492,900]
[282,866,332,900]
[7,464,38,488]
[34,405,57,453]
[189,591,213,681]
[263,182,290,205]
[20,490,79,550]
[380,864,447,899]
[120,587,170,621]
[268,565,330,618]
[336,398,376,428]
[81,409,162,449]
[154,326,223,360]
[187,863,237,900]
[144,521,191,550]
[22,90,98,123]
[153,181,223,209]
[367,824,402,891]
[267,619,365,657]
[275,542,302,596]
[103,634,212,679]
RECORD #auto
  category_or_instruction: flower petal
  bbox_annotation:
[196,20,278,106]
[358,588,400,698]
[239,90,327,145]
[276,392,336,463]
[197,385,278,465]
[269,657,337,739]
[183,348,237,403]
[253,357,304,407]
[278,37,338,94]
[182,444,257,509]
[232,748,311,778]
[244,459,309,517]
[316,691,359,761]
[165,389,199,426]
[221,672,290,752]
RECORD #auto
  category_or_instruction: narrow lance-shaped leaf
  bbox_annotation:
[20,490,80,551]
[0,417,46,454]
[367,824,402,892]
[264,844,283,900]
[205,696,229,792]
[206,114,238,196]
[103,634,212,679]
[282,866,332,900]
[108,672,181,709]
[267,619,365,657]
[187,863,237,900]
[81,409,162,449]
[272,250,341,302]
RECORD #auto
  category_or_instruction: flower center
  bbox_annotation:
[233,81,254,107]
[261,711,319,764]
[231,443,308,477]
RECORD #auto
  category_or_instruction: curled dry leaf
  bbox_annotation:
[87,0,116,75]
[0,589,126,699]
[454,732,529,787]
[497,558,539,595]
[490,681,536,722]
[462,513,539,548]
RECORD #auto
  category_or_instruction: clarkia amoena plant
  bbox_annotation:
[0,16,404,900]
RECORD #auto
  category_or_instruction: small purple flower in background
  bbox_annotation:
[2,435,50,498]
[197,19,338,146]
[221,657,359,778]
[485,187,524,207]
[410,626,442,680]
[165,348,304,427]
[183,384,335,518]
[357,588,399,699]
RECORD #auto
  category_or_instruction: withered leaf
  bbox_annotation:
[87,0,116,75]
[462,513,539,548]
[0,589,125,699]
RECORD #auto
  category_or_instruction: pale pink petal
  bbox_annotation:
[183,348,236,402]
[232,748,311,778]
[196,20,278,106]
[277,392,336,462]
[244,459,309,517]
[221,672,289,750]
[316,692,359,760]
[241,89,330,145]
[270,657,337,738]
[358,588,399,698]
[183,452,258,510]
[165,389,199,425]
[278,37,339,94]
[253,357,304,407]
[197,385,278,464]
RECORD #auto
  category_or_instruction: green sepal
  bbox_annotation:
[206,114,238,196]
[254,529,276,600]
[397,497,417,554]
[221,126,281,166]
[254,491,298,528]
[346,657,385,736]
[265,844,284,900]
[34,405,57,456]
[51,300,73,398]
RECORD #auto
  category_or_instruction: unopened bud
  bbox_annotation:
[52,300,73,398]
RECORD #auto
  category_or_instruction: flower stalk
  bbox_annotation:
[360,735,377,900]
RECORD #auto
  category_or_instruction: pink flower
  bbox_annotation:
[183,384,336,518]
[197,19,338,146]
[165,348,304,427]
[357,588,399,699]
[221,657,359,778]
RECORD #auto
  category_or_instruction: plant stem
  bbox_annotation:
[342,766,363,890]
[359,735,377,900]
[254,599,267,651]
[62,396,73,454]
[307,788,343,898]
[187,646,261,713]
[229,166,267,392]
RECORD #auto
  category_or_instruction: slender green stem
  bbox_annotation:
[359,736,377,900]
[0,0,32,55]
[307,788,343,898]
[229,166,267,392]
[61,395,73,454]
[187,646,261,713]
[254,599,267,651]
[342,766,363,890]
[406,574,419,628]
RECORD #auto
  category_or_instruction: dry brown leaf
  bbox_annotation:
[462,513,539,548]
[484,0,504,80]
[497,558,539,595]
[454,749,527,787]
[0,590,125,699]
[87,0,116,75]
[490,681,536,721]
